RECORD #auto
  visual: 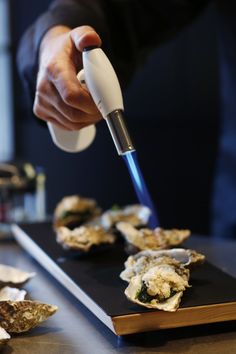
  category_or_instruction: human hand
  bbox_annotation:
[34,25,102,130]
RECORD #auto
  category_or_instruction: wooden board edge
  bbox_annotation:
[111,302,236,335]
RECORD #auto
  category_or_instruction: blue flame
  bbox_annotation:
[123,151,159,228]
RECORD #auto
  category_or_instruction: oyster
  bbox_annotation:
[56,225,116,252]
[120,248,205,282]
[0,327,10,345]
[0,264,35,287]
[125,259,190,311]
[98,205,151,230]
[0,300,58,333]
[116,222,190,252]
[53,195,101,230]
[0,286,27,301]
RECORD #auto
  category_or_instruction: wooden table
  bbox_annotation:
[0,234,236,354]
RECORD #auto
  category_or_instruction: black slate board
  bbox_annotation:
[12,222,236,334]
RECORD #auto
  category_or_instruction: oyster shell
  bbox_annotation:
[125,260,190,311]
[116,222,190,252]
[98,205,151,230]
[0,286,27,301]
[0,264,35,287]
[0,300,58,333]
[56,225,116,252]
[120,248,205,282]
[0,327,10,345]
[53,195,101,230]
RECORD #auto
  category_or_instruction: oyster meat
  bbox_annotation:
[98,205,151,230]
[0,264,35,287]
[0,286,27,301]
[0,300,58,333]
[53,195,101,230]
[125,259,190,311]
[120,248,205,282]
[116,222,190,252]
[0,327,10,345]
[56,225,116,252]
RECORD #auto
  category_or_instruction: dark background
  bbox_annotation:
[10,1,219,235]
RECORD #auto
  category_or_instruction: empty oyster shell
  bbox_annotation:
[56,225,116,252]
[53,195,101,230]
[120,248,205,282]
[98,205,151,230]
[0,286,27,301]
[0,264,35,287]
[116,222,190,252]
[0,327,10,345]
[125,260,190,311]
[0,300,58,333]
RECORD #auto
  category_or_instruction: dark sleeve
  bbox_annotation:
[17,0,210,106]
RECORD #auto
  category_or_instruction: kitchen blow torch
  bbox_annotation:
[48,47,135,155]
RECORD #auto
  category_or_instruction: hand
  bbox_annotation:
[34,25,102,130]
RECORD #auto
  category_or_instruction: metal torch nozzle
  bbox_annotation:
[106,110,135,155]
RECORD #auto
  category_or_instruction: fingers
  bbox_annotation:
[34,92,93,131]
[41,81,100,123]
[70,25,102,52]
[34,82,101,130]
[34,25,102,130]
[45,62,98,113]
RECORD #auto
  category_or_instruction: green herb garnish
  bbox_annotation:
[136,283,177,303]
[110,204,121,211]
[136,283,154,303]
[60,210,92,220]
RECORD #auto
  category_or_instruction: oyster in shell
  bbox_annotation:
[98,205,151,230]
[0,300,58,333]
[120,248,205,282]
[0,327,10,345]
[116,222,190,252]
[56,225,116,252]
[0,286,27,301]
[53,195,101,230]
[125,259,190,311]
[0,264,35,287]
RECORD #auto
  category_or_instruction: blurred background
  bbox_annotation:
[0,0,219,235]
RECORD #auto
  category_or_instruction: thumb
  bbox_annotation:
[70,25,102,52]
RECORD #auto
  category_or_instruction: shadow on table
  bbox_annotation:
[0,345,13,354]
[116,320,236,349]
